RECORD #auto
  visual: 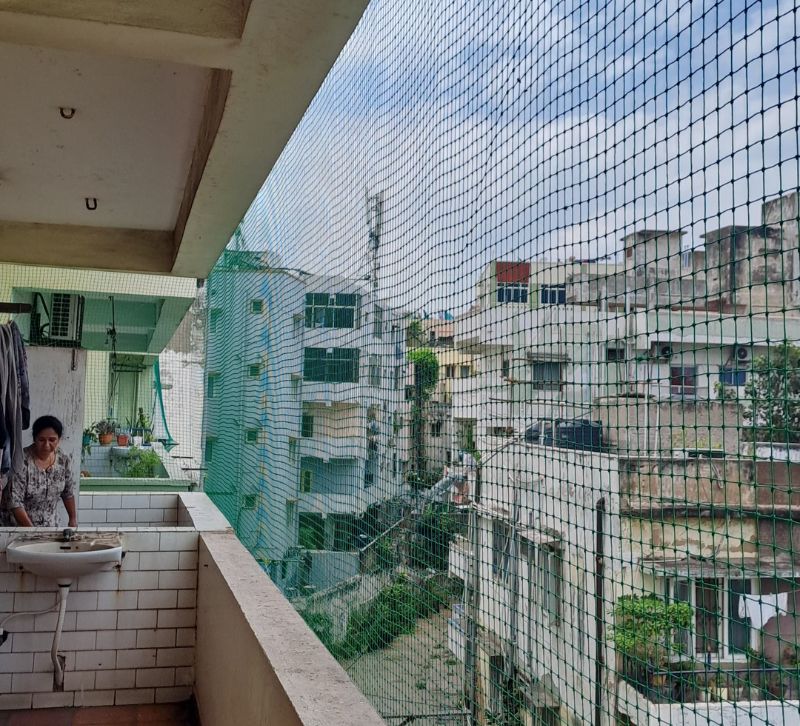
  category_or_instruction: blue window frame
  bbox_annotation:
[540,285,566,305]
[719,367,746,386]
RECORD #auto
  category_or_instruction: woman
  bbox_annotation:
[5,415,77,527]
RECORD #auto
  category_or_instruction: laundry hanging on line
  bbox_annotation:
[0,320,30,488]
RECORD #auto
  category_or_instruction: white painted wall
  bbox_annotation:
[26,347,86,524]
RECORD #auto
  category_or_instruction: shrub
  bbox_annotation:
[121,447,162,478]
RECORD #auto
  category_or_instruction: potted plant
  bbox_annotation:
[92,419,116,446]
[116,429,130,447]
[129,408,153,447]
[612,595,693,701]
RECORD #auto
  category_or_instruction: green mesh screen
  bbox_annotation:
[1,0,800,723]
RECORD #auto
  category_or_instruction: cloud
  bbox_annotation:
[234,0,800,314]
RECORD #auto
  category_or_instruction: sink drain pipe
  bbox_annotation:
[0,584,71,689]
[52,585,70,689]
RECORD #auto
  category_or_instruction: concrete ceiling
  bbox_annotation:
[0,0,369,278]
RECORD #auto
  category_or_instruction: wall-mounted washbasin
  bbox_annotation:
[6,533,123,585]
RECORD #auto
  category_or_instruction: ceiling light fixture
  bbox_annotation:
[85,197,97,211]
[59,107,76,120]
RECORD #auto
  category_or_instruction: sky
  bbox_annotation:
[235,0,799,314]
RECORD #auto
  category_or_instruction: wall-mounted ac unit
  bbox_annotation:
[735,345,750,362]
[657,344,673,360]
[49,293,84,344]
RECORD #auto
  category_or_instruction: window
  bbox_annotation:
[250,299,263,314]
[445,449,452,464]
[719,367,747,386]
[540,284,567,305]
[373,306,383,338]
[298,513,324,550]
[394,365,403,390]
[539,546,562,624]
[244,429,259,444]
[430,421,443,437]
[300,470,312,493]
[670,365,697,396]
[405,384,415,401]
[530,361,562,389]
[501,359,510,379]
[204,438,214,464]
[489,426,514,437]
[304,293,360,329]
[460,365,472,378]
[369,355,381,387]
[497,282,528,304]
[669,578,752,658]
[248,363,261,378]
[606,347,625,362]
[492,519,511,576]
[445,365,456,379]
[303,348,360,383]
[209,309,221,335]
[206,374,219,399]
[332,516,354,551]
[488,655,505,716]
[301,413,314,438]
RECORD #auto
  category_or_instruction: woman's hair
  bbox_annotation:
[32,415,64,439]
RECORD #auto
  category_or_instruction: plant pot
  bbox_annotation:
[98,433,113,446]
[132,436,143,447]
[116,434,130,447]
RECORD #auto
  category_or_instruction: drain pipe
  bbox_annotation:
[51,585,70,689]
[594,498,606,726]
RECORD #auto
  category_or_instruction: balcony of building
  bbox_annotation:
[453,307,517,354]
[617,676,800,725]
[619,453,800,519]
[0,492,382,724]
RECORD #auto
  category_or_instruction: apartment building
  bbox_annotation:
[453,259,627,456]
[417,320,477,473]
[203,251,409,594]
[448,191,800,725]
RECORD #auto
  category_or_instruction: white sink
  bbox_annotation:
[6,534,123,585]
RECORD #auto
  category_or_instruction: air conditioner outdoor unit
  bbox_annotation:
[48,293,84,344]
[658,344,673,359]
[735,345,750,362]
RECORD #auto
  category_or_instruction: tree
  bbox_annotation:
[407,349,440,484]
[406,318,426,349]
[743,342,800,443]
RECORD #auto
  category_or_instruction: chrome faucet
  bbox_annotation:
[61,528,75,542]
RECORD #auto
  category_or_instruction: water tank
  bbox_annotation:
[543,419,604,451]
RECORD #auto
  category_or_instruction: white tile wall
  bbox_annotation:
[0,518,198,709]
[79,493,182,528]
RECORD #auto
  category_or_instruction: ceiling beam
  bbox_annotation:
[0,11,239,69]
[0,221,174,274]
[171,0,370,277]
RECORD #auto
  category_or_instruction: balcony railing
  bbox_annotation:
[622,662,800,705]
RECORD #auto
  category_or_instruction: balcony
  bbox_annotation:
[621,458,800,516]
[0,492,382,725]
[454,308,516,353]
[617,668,800,726]
[299,435,366,462]
[300,381,362,405]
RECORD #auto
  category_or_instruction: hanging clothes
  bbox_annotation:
[10,322,30,430]
[0,321,30,487]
